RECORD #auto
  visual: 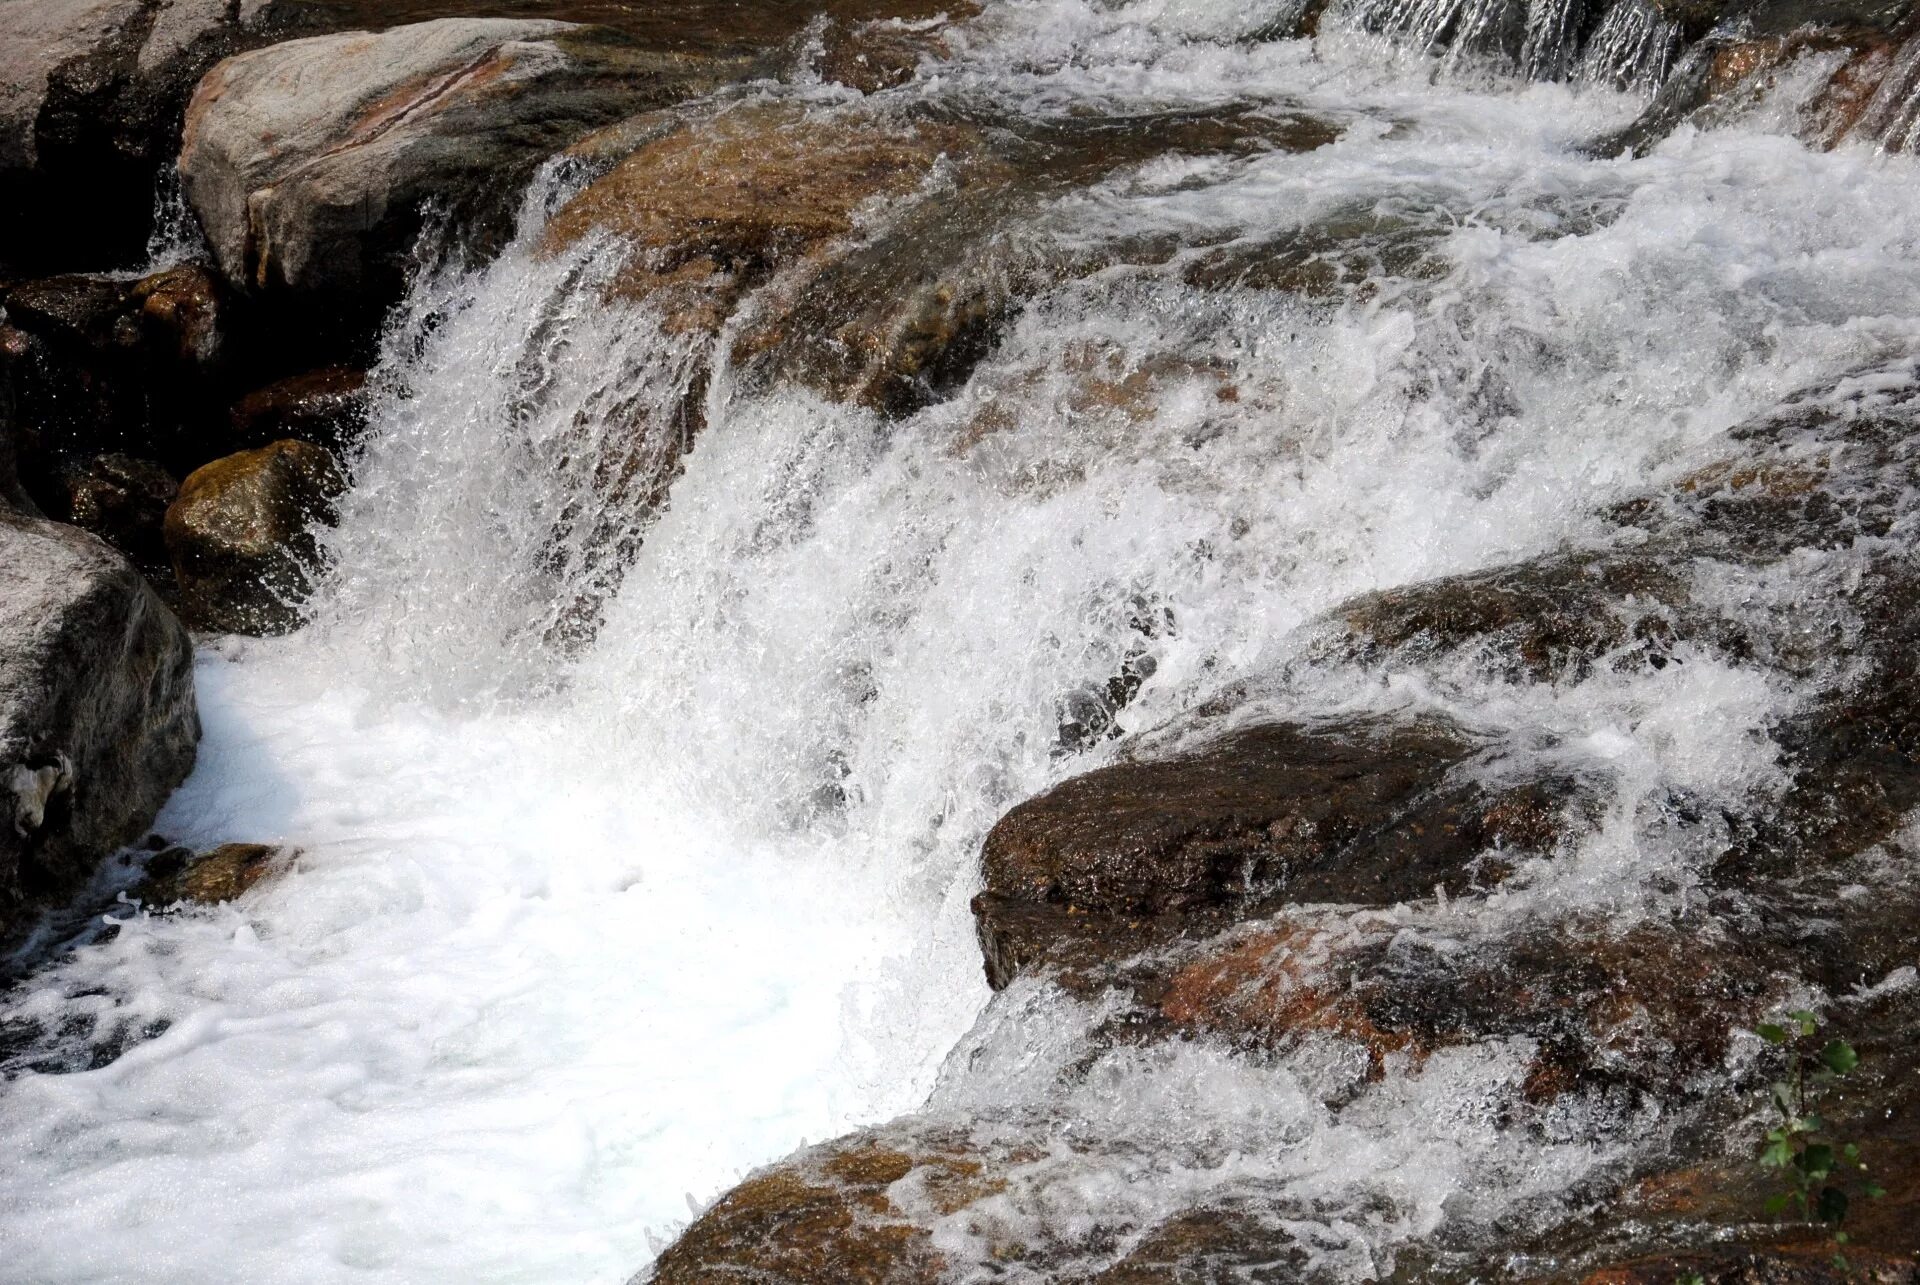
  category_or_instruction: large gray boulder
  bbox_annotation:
[0,505,198,946]
[178,18,742,303]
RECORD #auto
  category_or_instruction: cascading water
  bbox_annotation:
[6,0,1920,1280]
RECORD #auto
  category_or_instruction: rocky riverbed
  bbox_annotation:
[3,0,1919,1280]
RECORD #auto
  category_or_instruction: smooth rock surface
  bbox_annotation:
[179,17,742,304]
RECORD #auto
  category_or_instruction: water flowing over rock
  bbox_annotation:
[0,506,197,947]
[652,357,1920,1278]
[9,0,1920,1278]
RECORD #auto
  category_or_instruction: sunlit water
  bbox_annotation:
[7,0,1920,1280]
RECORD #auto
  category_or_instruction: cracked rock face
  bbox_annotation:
[0,506,198,946]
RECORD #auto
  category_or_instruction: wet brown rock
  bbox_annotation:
[1576,1246,1919,1284]
[973,710,1620,997]
[649,1132,999,1285]
[163,439,346,634]
[0,266,233,499]
[982,717,1479,919]
[138,841,280,905]
[974,715,1604,988]
[1182,207,1449,299]
[1160,917,1794,1091]
[1077,1207,1303,1284]
[971,893,1179,994]
[44,452,178,576]
[545,101,989,330]
[1326,551,1691,683]
[1598,2,1917,158]
[229,367,369,452]
[812,0,978,93]
[128,264,225,368]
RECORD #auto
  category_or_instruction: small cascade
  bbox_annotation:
[3,0,1920,1280]
[1329,0,1682,93]
[1574,0,1682,94]
[1851,28,1920,151]
[141,165,204,272]
[1518,0,1589,80]
[1332,0,1530,67]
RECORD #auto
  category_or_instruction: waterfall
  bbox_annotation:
[6,1,1920,1281]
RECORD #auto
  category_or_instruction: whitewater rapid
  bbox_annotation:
[8,1,1920,1280]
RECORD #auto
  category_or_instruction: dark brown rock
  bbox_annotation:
[229,367,369,452]
[163,439,346,634]
[1159,915,1797,1090]
[974,715,1601,987]
[1323,550,1691,683]
[981,717,1479,919]
[128,263,225,368]
[44,452,178,577]
[0,266,233,498]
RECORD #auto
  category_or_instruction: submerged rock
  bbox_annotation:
[1575,1246,1919,1283]
[163,438,346,634]
[0,506,197,946]
[138,841,281,905]
[179,18,741,310]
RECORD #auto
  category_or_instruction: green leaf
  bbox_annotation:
[1817,1186,1849,1226]
[1790,1009,1820,1034]
[1835,1230,1851,1245]
[1843,1143,1860,1160]
[1761,1138,1794,1167]
[1803,1113,1825,1133]
[1802,1143,1835,1179]
[1820,1040,1858,1074]
[1764,1191,1793,1216]
[1758,1023,1789,1044]
[1865,1183,1886,1199]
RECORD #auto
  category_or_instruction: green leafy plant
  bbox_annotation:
[1753,1010,1885,1271]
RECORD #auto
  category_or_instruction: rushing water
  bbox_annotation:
[6,0,1920,1280]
